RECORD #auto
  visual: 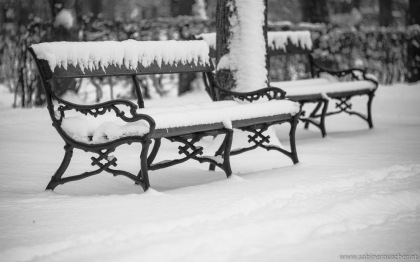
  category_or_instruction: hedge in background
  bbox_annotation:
[1,16,419,107]
[268,23,420,84]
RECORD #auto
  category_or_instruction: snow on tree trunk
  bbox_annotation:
[50,0,79,98]
[215,0,284,150]
[193,0,208,20]
[216,0,267,92]
[215,0,235,91]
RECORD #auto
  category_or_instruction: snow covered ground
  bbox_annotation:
[0,83,420,262]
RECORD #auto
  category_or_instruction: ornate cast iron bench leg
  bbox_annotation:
[326,92,375,130]
[209,135,227,172]
[367,92,375,129]
[137,139,152,191]
[208,129,233,177]
[302,99,328,137]
[210,116,300,171]
[46,141,153,192]
[147,139,162,167]
[319,99,329,137]
[289,114,300,164]
[46,144,73,191]
[304,101,322,129]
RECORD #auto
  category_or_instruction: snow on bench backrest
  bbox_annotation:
[267,31,313,56]
[30,40,213,79]
[197,31,313,58]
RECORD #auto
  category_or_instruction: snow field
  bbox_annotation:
[0,84,420,261]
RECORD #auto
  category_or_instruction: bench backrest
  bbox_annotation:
[29,40,222,144]
[197,31,315,80]
[197,31,313,58]
[266,31,313,56]
[30,40,214,80]
[29,40,220,107]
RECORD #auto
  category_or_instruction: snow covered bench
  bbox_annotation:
[267,31,378,137]
[29,40,301,192]
[197,31,379,137]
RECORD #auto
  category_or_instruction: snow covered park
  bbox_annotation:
[0,82,419,261]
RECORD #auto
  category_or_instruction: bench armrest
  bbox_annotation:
[310,56,378,85]
[55,97,156,136]
[216,86,287,102]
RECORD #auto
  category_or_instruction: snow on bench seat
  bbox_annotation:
[271,78,331,89]
[271,79,376,97]
[61,100,300,144]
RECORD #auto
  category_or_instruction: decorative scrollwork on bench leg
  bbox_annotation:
[336,97,353,112]
[326,93,375,129]
[148,136,204,171]
[228,125,271,156]
[149,130,233,178]
[225,116,300,165]
[46,143,151,192]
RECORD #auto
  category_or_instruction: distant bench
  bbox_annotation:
[197,31,379,137]
[29,40,301,192]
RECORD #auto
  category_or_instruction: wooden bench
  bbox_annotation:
[197,32,379,137]
[29,40,301,192]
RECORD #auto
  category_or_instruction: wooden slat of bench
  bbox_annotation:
[286,94,325,102]
[152,123,225,139]
[326,89,373,98]
[285,87,373,102]
[151,114,294,139]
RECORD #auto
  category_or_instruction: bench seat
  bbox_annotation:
[271,79,376,98]
[62,100,300,144]
[197,31,379,137]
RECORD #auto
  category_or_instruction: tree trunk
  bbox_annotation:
[50,0,79,97]
[264,0,269,80]
[352,0,362,9]
[103,0,116,20]
[215,0,235,93]
[89,0,102,17]
[408,0,420,25]
[171,0,195,16]
[171,0,196,95]
[406,0,420,83]
[300,0,330,24]
[379,0,393,26]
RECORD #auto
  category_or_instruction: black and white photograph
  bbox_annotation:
[0,0,419,261]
